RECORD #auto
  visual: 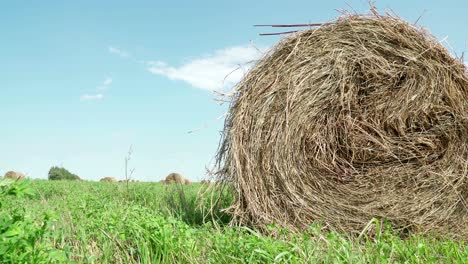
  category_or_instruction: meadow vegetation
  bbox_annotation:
[0,178,466,263]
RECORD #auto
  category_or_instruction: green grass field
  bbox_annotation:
[0,179,466,263]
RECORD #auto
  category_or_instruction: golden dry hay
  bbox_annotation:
[4,171,25,180]
[99,177,117,183]
[215,13,468,239]
[164,172,185,184]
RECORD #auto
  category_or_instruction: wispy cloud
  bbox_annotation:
[147,45,266,91]
[103,77,113,85]
[97,77,113,91]
[80,77,113,101]
[80,94,104,101]
[108,46,130,58]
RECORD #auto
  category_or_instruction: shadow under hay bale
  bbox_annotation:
[215,13,468,239]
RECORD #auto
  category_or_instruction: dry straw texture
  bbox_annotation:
[164,173,186,184]
[215,14,468,239]
[4,171,25,180]
[100,177,117,183]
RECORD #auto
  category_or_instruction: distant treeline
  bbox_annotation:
[48,166,80,181]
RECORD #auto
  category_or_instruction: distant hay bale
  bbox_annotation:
[184,179,192,185]
[4,171,25,180]
[100,177,117,183]
[215,13,468,239]
[164,172,185,184]
[119,179,139,183]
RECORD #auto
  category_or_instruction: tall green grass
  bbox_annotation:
[0,179,466,263]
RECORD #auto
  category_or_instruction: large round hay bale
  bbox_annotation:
[100,177,117,183]
[4,171,25,180]
[164,172,185,184]
[215,14,468,238]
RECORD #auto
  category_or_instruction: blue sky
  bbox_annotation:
[1,0,466,181]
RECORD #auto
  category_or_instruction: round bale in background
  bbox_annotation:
[164,172,186,184]
[4,171,25,180]
[100,177,117,183]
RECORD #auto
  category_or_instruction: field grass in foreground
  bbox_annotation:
[0,179,466,263]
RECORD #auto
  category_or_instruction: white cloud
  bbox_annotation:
[103,77,113,85]
[147,45,266,91]
[81,77,112,101]
[80,94,104,101]
[96,77,113,91]
[108,46,130,58]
